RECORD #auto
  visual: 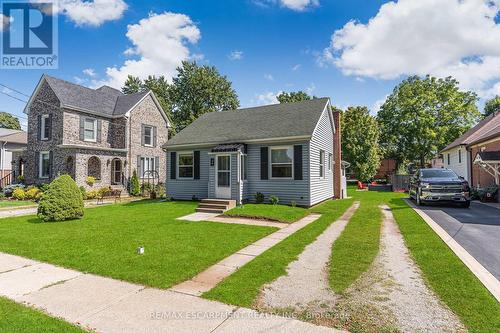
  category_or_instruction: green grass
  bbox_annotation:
[388,197,500,333]
[0,296,85,332]
[203,198,354,307]
[0,200,276,289]
[329,192,383,293]
[0,200,36,208]
[224,203,309,223]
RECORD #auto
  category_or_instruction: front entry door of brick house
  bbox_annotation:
[112,159,122,185]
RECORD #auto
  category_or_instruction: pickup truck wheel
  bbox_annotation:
[460,201,471,208]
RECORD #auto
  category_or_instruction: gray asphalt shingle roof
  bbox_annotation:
[165,97,330,147]
[43,75,149,117]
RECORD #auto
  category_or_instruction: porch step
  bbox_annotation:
[196,199,237,214]
[195,208,225,214]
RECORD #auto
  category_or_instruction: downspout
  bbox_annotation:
[469,148,474,187]
[1,141,6,180]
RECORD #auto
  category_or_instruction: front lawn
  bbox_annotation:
[224,203,309,223]
[204,198,354,306]
[0,296,85,332]
[0,200,36,209]
[0,200,276,289]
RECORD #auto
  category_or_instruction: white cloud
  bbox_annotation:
[253,0,319,11]
[93,12,200,89]
[228,50,244,61]
[73,76,85,84]
[83,68,96,77]
[255,91,282,105]
[280,0,319,11]
[31,0,127,26]
[371,95,388,115]
[291,64,301,71]
[321,0,500,96]
[306,82,315,95]
[264,74,274,81]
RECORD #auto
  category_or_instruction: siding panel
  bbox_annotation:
[166,149,209,200]
[309,107,334,205]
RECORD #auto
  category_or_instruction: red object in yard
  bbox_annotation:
[357,181,368,190]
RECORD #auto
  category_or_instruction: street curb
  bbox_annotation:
[404,199,500,302]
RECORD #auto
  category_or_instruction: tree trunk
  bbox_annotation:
[420,155,425,168]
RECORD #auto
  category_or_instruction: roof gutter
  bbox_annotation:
[163,135,311,150]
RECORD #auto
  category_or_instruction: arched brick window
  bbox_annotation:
[87,156,101,180]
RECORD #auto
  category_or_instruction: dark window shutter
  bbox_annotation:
[194,151,200,180]
[153,126,157,147]
[170,152,176,180]
[47,114,52,140]
[37,115,42,141]
[294,145,303,180]
[141,124,145,146]
[48,151,53,179]
[155,156,160,175]
[96,119,102,143]
[35,152,40,177]
[260,147,268,180]
[137,156,142,178]
[79,116,85,141]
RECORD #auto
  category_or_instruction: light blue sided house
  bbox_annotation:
[163,98,346,209]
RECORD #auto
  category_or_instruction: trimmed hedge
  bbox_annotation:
[37,175,84,222]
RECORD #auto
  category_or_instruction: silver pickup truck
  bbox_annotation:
[409,168,471,208]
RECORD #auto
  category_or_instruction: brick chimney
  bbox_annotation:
[332,109,342,199]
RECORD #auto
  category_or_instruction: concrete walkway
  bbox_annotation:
[170,213,322,296]
[179,212,289,229]
[0,252,336,333]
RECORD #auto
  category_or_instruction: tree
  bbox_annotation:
[0,112,21,130]
[170,61,239,132]
[377,76,479,167]
[277,91,313,104]
[484,96,500,117]
[130,170,140,196]
[122,75,143,94]
[37,175,84,222]
[342,106,381,181]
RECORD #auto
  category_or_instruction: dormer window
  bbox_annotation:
[84,118,97,142]
[144,125,153,147]
[40,114,50,141]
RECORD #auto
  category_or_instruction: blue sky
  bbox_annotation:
[1,0,500,130]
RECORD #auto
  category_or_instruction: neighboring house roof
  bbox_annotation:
[24,75,171,125]
[441,112,500,152]
[0,129,27,144]
[165,98,330,147]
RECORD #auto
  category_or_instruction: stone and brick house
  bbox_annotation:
[15,75,170,191]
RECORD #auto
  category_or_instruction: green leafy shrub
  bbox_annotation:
[17,175,25,184]
[79,186,86,199]
[98,187,109,198]
[86,176,96,187]
[25,187,41,200]
[291,200,297,208]
[37,175,84,222]
[35,191,43,201]
[130,170,140,196]
[155,183,166,198]
[86,189,99,199]
[255,192,264,204]
[12,188,26,200]
[3,184,25,197]
[269,195,279,205]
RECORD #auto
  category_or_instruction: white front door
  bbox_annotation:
[215,155,231,199]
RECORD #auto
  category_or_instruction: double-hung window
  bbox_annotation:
[39,151,50,178]
[143,125,153,147]
[270,146,293,178]
[241,155,248,181]
[84,118,97,142]
[178,152,194,179]
[319,150,325,178]
[140,157,155,177]
[40,114,50,140]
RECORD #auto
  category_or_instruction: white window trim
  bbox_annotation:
[83,118,97,142]
[40,114,49,141]
[140,156,156,178]
[39,151,50,178]
[269,145,294,180]
[240,154,248,181]
[177,151,194,180]
[319,149,326,179]
[328,152,333,172]
[143,125,153,147]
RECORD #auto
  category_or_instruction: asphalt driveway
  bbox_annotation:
[415,201,500,280]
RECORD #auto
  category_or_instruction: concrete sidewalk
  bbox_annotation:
[0,252,338,333]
